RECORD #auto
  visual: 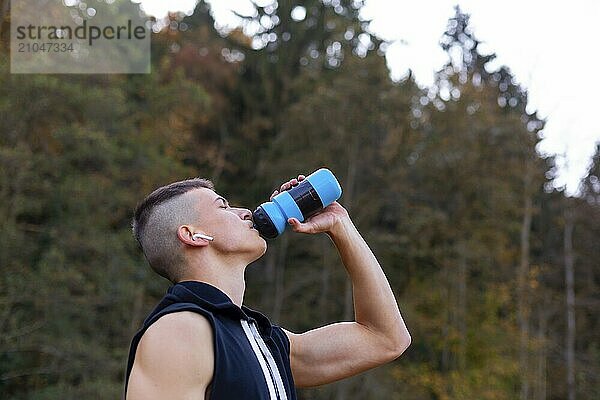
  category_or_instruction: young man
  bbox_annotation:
[124,173,411,400]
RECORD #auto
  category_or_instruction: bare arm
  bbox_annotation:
[273,176,411,387]
[126,312,214,400]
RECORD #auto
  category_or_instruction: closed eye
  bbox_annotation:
[214,196,231,209]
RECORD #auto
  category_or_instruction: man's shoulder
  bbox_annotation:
[127,312,214,399]
[142,311,213,346]
[134,311,214,380]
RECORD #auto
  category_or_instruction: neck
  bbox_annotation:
[178,252,249,308]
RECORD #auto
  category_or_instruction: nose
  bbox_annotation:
[236,208,252,221]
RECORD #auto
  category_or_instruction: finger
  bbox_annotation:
[288,218,310,233]
[280,176,302,192]
[270,190,279,200]
[288,218,300,231]
[280,179,295,192]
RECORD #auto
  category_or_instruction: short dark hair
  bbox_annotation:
[132,178,214,282]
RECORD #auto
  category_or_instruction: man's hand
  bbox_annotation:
[270,174,349,235]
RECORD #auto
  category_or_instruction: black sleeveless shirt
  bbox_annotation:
[124,281,297,400]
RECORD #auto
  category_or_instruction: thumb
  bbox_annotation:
[288,218,311,233]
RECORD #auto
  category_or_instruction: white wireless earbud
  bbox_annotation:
[192,233,214,241]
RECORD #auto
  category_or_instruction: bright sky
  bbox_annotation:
[139,0,600,195]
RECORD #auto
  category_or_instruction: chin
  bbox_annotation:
[237,229,267,263]
[257,237,268,257]
[249,236,267,262]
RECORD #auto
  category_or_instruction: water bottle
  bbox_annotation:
[252,168,342,239]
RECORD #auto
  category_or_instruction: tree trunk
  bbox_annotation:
[129,285,146,334]
[533,302,548,400]
[0,0,9,41]
[457,240,467,373]
[261,245,276,309]
[272,233,289,321]
[564,207,576,400]
[441,260,451,372]
[320,237,331,324]
[518,168,534,400]
[210,123,228,186]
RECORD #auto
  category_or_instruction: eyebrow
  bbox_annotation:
[213,196,229,207]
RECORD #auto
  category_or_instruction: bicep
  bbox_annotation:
[283,322,401,388]
[126,312,214,400]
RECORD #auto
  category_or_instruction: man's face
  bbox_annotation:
[190,188,267,261]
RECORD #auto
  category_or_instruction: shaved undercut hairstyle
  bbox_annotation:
[132,178,214,283]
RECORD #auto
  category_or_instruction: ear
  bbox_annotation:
[177,225,210,247]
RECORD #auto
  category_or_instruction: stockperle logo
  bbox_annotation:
[11,0,150,74]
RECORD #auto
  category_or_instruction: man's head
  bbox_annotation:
[132,178,266,283]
